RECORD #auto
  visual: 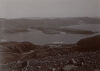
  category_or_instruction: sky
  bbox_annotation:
[0,0,99,18]
[0,0,5,18]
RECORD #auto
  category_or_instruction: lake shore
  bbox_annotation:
[0,35,100,71]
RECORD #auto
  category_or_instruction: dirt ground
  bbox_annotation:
[0,43,100,71]
[0,35,100,71]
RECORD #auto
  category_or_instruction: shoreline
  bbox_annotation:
[0,35,100,71]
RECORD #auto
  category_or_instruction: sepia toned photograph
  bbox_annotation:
[0,0,100,71]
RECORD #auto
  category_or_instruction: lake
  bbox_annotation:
[0,18,100,45]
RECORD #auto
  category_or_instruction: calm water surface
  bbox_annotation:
[0,23,100,45]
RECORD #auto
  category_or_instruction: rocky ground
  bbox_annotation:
[0,35,100,71]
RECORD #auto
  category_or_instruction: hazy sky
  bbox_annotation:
[0,0,5,18]
[0,0,99,18]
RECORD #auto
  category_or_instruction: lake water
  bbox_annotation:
[0,23,100,45]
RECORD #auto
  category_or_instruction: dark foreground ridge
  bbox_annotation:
[0,35,100,71]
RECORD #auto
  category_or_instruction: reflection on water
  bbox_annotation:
[0,18,100,45]
[0,23,100,45]
[66,23,100,32]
